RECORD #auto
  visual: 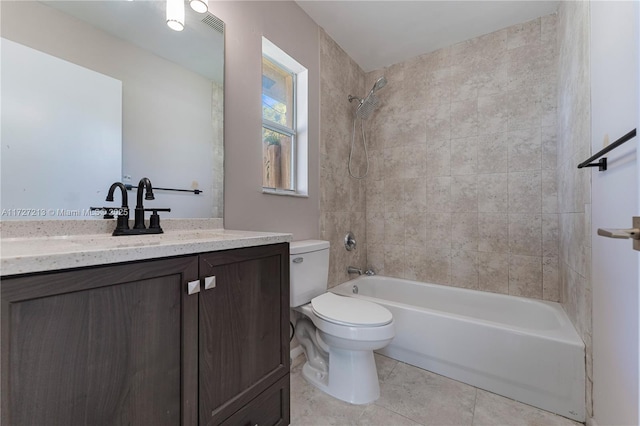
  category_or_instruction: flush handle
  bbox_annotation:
[292,257,304,264]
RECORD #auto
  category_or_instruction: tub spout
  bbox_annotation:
[347,266,362,275]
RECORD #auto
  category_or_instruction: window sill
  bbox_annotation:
[262,188,308,198]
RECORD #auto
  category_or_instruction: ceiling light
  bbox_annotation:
[189,0,208,14]
[166,0,185,31]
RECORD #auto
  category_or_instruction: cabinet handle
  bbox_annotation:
[186,280,201,295]
[204,275,216,290]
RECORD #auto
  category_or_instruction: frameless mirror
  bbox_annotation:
[1,1,224,220]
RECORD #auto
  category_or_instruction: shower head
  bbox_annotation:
[355,76,387,119]
[355,94,379,119]
[348,76,387,119]
[371,76,387,94]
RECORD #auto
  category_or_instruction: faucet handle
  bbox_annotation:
[144,208,171,230]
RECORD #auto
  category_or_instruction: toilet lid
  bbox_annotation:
[311,292,392,327]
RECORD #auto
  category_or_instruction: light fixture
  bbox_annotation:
[189,0,208,14]
[166,0,185,31]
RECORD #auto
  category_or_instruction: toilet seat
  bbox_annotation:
[311,292,392,327]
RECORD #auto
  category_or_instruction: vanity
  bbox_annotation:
[0,221,292,425]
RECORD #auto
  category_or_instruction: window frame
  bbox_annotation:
[261,37,308,198]
[261,54,297,192]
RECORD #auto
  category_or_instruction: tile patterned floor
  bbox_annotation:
[290,354,582,426]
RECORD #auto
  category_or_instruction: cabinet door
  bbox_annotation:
[198,243,290,425]
[1,256,199,426]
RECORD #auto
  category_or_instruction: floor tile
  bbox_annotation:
[290,353,581,426]
[290,360,367,426]
[375,362,476,425]
[357,404,422,425]
[471,389,582,426]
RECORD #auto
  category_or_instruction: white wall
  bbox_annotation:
[209,1,320,239]
[1,1,221,219]
[590,1,640,425]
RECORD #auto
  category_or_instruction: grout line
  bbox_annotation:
[470,387,479,426]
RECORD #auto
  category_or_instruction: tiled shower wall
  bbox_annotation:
[557,0,593,417]
[361,16,560,300]
[319,29,367,288]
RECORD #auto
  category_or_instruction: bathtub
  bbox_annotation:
[331,275,585,422]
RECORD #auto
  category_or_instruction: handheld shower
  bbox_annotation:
[347,76,387,179]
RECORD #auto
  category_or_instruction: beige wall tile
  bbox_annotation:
[451,249,479,289]
[508,171,542,213]
[509,214,542,256]
[508,128,542,172]
[384,244,406,278]
[478,252,509,294]
[451,212,478,251]
[543,255,561,302]
[405,211,427,248]
[451,175,478,212]
[451,136,478,175]
[507,17,541,50]
[478,213,509,253]
[404,144,428,178]
[509,255,543,298]
[426,213,452,249]
[478,93,509,135]
[426,139,451,177]
[451,99,478,139]
[423,247,452,285]
[507,86,542,131]
[477,132,509,173]
[320,15,558,303]
[426,176,452,212]
[477,173,508,213]
[403,177,428,213]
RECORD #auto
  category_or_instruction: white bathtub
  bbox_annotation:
[331,275,585,422]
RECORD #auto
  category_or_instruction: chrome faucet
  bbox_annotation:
[347,266,362,275]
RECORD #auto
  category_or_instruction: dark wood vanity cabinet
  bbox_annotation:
[1,243,290,426]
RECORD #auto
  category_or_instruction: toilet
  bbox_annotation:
[290,240,394,404]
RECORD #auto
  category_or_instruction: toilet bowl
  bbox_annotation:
[290,240,394,404]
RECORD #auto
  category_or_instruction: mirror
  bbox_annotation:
[1,1,224,220]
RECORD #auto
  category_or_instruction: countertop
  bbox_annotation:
[1,222,291,276]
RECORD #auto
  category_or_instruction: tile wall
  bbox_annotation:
[557,0,593,417]
[362,16,560,300]
[319,29,367,288]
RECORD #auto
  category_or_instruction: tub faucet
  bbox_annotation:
[364,268,376,276]
[347,266,362,275]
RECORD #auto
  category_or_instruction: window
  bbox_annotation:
[261,37,308,196]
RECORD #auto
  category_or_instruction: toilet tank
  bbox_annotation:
[290,240,330,307]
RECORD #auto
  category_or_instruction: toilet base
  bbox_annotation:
[301,347,380,405]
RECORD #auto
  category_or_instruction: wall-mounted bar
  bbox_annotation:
[577,128,636,171]
[124,184,202,195]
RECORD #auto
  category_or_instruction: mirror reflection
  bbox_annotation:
[1,1,224,220]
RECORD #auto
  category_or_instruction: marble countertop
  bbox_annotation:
[1,225,292,276]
